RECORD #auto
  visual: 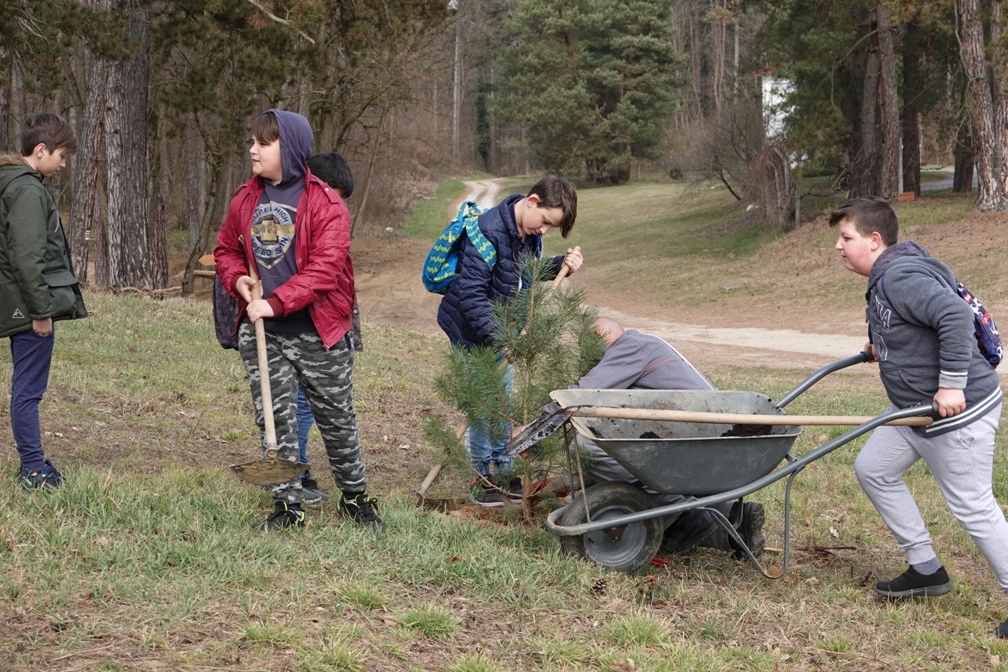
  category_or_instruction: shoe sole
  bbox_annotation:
[874,581,953,599]
[469,496,505,508]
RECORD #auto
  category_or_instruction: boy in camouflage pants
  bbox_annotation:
[214,109,383,533]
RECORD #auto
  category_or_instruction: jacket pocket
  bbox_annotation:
[44,269,78,287]
[44,269,82,318]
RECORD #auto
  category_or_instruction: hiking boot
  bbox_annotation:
[995,616,1008,639]
[301,474,329,505]
[338,492,387,533]
[18,460,62,490]
[256,501,305,532]
[729,501,766,560]
[875,566,953,599]
[661,508,718,555]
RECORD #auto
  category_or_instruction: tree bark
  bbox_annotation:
[901,16,922,196]
[851,47,881,197]
[958,0,1008,210]
[876,5,901,198]
[69,56,107,284]
[104,1,162,289]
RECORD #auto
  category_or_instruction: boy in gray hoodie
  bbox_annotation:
[831,196,1006,638]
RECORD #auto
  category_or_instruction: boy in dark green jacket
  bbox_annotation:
[0,113,86,488]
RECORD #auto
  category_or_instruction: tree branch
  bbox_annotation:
[244,0,315,44]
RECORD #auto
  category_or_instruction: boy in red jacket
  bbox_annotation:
[214,110,383,533]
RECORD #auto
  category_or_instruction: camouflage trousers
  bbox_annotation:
[238,323,368,504]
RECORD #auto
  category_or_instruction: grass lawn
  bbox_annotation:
[2,179,1008,670]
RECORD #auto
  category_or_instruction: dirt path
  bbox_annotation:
[351,178,870,372]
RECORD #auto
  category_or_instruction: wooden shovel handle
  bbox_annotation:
[549,245,581,291]
[248,265,278,454]
[570,406,933,427]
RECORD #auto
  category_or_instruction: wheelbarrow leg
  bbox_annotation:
[704,504,783,579]
[780,465,806,576]
[562,422,592,524]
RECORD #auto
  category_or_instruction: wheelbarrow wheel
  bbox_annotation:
[560,482,663,574]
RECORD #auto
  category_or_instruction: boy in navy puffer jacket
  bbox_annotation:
[831,196,1007,639]
[437,175,581,506]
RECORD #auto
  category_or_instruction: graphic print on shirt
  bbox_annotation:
[251,201,296,269]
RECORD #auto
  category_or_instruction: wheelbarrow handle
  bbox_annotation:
[775,351,872,409]
[567,405,932,427]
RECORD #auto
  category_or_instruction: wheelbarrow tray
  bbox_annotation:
[549,388,802,496]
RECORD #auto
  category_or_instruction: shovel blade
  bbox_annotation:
[229,457,309,486]
[506,401,573,455]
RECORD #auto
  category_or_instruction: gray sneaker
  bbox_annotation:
[301,475,329,505]
[875,566,953,599]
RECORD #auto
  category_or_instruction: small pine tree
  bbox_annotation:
[429,254,604,505]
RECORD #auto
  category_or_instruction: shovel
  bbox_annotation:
[229,269,309,486]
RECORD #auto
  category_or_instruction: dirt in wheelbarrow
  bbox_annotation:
[721,424,774,437]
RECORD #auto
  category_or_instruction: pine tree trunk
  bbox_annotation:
[901,17,922,196]
[953,114,976,192]
[958,0,1008,210]
[104,1,159,289]
[851,48,881,197]
[877,5,901,198]
[69,56,107,284]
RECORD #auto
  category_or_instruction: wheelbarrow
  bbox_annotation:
[521,353,936,576]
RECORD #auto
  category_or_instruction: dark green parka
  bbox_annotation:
[0,154,86,338]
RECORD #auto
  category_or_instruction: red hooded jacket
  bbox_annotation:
[213,172,354,350]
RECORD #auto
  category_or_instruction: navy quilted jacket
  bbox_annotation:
[437,194,565,348]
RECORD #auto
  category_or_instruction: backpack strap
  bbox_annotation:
[462,207,496,267]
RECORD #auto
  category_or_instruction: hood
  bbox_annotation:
[868,240,930,290]
[867,239,957,302]
[0,153,37,194]
[271,109,313,187]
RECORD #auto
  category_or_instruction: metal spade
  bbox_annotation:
[229,268,308,486]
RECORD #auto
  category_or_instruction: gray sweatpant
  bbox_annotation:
[854,402,1008,592]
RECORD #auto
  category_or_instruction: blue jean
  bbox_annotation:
[10,329,55,471]
[464,363,514,477]
[296,386,315,466]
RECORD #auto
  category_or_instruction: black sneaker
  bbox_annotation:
[338,492,387,533]
[469,479,505,508]
[661,508,718,555]
[18,460,62,490]
[875,566,953,599]
[729,501,766,560]
[301,474,329,505]
[256,501,305,532]
[995,616,1008,639]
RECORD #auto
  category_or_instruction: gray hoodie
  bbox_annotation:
[867,241,1001,435]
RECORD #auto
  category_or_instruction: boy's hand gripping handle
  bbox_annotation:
[550,245,581,290]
